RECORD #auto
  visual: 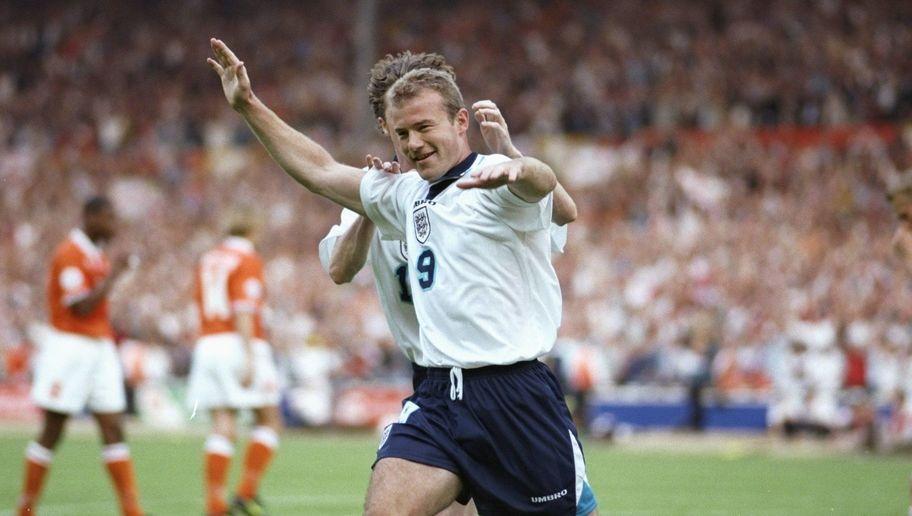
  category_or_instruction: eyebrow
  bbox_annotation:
[395,119,435,132]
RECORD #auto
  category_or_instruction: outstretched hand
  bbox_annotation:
[457,159,523,190]
[207,38,253,110]
[365,154,401,175]
[473,100,521,159]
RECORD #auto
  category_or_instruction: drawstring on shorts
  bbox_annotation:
[449,367,464,401]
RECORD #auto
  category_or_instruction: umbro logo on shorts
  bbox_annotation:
[530,489,568,504]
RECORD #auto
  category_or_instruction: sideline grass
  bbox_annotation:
[0,430,908,515]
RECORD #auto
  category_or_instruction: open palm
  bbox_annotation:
[207,38,252,110]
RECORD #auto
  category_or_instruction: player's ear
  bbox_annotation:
[377,117,389,135]
[455,108,469,135]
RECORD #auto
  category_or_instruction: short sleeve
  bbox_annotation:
[478,186,553,232]
[229,258,263,313]
[549,223,568,254]
[360,168,417,241]
[318,208,362,273]
[59,265,90,306]
[471,154,553,232]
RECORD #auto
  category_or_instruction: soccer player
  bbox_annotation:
[17,196,144,516]
[319,53,581,516]
[208,38,597,515]
[188,214,281,516]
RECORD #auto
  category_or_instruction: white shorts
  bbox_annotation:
[31,329,126,415]
[187,334,280,410]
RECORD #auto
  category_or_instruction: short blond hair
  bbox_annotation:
[384,68,465,121]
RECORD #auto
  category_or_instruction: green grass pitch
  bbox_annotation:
[0,430,908,515]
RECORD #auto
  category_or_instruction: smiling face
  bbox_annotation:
[384,88,470,181]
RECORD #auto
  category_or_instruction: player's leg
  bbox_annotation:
[435,498,477,516]
[19,331,94,515]
[94,411,143,516]
[88,338,142,516]
[365,458,463,516]
[206,408,237,515]
[449,361,599,515]
[233,404,281,512]
[233,338,282,513]
[17,409,68,515]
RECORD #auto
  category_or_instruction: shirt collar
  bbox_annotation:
[425,152,478,200]
[69,228,103,261]
[429,152,478,185]
[222,236,255,254]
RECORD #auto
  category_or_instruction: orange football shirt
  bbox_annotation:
[195,238,266,339]
[47,229,113,338]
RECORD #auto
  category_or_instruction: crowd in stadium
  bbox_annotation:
[2,0,912,440]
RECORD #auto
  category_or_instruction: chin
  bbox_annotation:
[416,165,444,181]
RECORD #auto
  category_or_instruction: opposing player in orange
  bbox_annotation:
[189,213,281,516]
[16,196,144,516]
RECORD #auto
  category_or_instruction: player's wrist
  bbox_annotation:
[233,91,259,114]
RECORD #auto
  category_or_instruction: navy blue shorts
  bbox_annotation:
[378,360,598,515]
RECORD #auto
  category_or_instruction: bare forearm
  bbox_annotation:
[71,274,118,316]
[329,216,375,284]
[236,96,365,214]
[551,182,577,225]
[509,157,557,203]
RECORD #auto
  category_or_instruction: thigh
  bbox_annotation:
[32,333,95,414]
[188,336,241,410]
[435,499,476,516]
[87,340,126,414]
[251,340,280,407]
[365,458,462,516]
[456,364,590,515]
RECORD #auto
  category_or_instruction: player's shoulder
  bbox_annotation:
[473,153,512,168]
[52,237,83,265]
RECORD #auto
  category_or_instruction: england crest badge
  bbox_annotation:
[414,206,431,244]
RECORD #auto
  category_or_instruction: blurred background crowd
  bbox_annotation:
[2,0,912,443]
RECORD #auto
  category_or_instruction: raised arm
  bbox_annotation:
[473,100,576,224]
[208,38,365,214]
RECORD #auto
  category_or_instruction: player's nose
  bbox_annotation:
[406,131,424,151]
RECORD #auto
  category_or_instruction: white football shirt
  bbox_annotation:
[360,152,562,368]
[318,209,422,364]
[320,209,568,368]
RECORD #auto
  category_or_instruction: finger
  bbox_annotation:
[472,100,496,110]
[236,62,250,85]
[213,38,241,66]
[371,156,383,170]
[207,57,224,75]
[474,110,486,123]
[480,121,504,131]
[365,154,373,168]
[456,176,480,189]
[390,162,401,174]
[210,38,231,67]
[478,108,505,123]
